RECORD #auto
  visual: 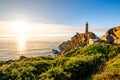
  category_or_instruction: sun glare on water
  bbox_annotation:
[17,37,26,54]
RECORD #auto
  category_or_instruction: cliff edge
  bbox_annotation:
[59,32,98,53]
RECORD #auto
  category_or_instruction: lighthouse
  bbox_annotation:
[85,22,88,33]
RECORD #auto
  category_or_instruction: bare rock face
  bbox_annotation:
[101,35,107,41]
[106,35,114,43]
[59,32,98,53]
[101,26,120,44]
[114,39,120,45]
[106,26,120,39]
[19,56,27,60]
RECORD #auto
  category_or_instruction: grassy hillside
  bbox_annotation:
[0,43,120,80]
[92,54,120,80]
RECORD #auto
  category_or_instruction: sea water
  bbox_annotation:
[0,37,65,61]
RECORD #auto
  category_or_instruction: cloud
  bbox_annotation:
[0,21,107,37]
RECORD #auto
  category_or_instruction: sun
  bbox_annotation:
[11,20,28,33]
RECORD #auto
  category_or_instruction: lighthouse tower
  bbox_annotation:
[85,22,88,33]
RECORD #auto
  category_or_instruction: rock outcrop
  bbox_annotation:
[114,39,120,45]
[59,25,120,53]
[19,56,27,60]
[101,26,120,44]
[59,32,98,53]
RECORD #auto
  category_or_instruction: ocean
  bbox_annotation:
[0,37,65,61]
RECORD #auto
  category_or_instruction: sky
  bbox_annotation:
[0,0,120,37]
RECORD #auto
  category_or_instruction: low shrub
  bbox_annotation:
[0,44,120,80]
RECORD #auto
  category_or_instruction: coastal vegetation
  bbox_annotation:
[0,43,120,80]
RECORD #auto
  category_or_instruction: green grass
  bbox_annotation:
[92,54,120,80]
[0,43,120,80]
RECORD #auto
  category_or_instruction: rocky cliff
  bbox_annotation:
[59,32,98,53]
[101,26,120,44]
[59,26,120,53]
